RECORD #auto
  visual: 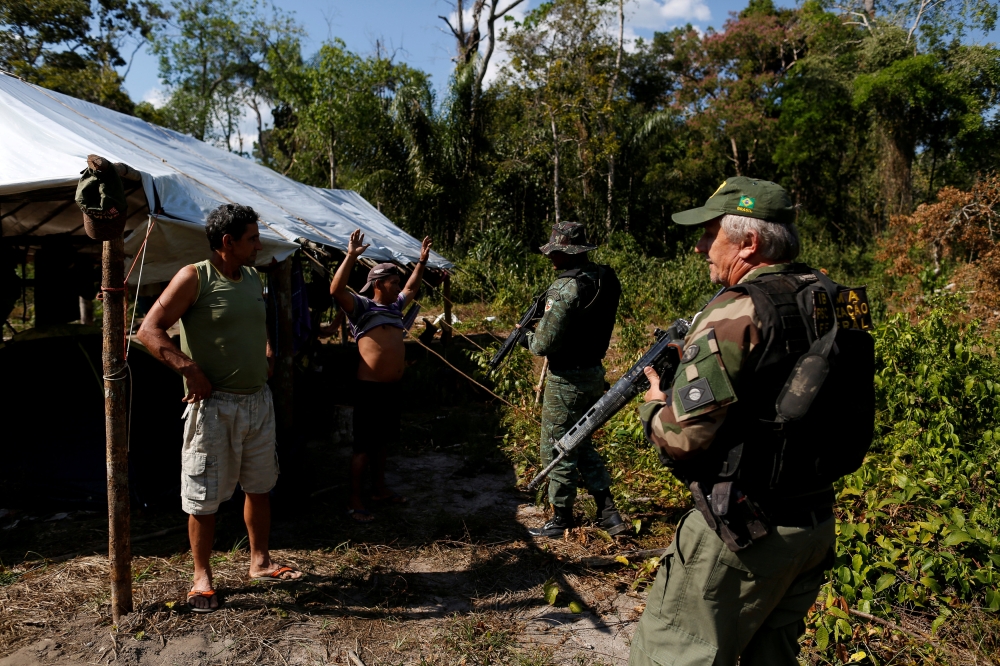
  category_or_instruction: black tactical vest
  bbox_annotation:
[674,264,875,505]
[546,263,622,372]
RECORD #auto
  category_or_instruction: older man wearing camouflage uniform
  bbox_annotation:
[526,222,629,538]
[628,177,875,665]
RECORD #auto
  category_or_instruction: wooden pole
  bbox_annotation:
[534,357,549,405]
[270,257,295,454]
[441,273,453,346]
[101,235,132,623]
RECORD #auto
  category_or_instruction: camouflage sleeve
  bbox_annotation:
[526,278,579,357]
[640,290,763,461]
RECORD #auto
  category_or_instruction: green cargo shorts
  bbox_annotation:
[629,509,835,666]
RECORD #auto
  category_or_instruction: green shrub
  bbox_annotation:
[807,301,1000,658]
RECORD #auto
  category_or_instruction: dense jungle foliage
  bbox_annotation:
[6,0,1000,661]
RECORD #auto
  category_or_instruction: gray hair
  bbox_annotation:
[719,214,800,262]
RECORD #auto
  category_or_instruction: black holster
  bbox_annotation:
[689,481,769,552]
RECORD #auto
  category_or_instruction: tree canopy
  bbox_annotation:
[8,0,1000,254]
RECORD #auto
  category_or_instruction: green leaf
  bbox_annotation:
[827,607,849,620]
[543,578,559,606]
[875,573,896,593]
[568,600,584,613]
[815,624,829,651]
[943,530,973,547]
[986,589,1000,612]
[633,518,642,534]
[920,576,942,594]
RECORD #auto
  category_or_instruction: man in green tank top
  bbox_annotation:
[138,204,303,612]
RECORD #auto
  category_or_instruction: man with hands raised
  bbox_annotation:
[330,228,433,522]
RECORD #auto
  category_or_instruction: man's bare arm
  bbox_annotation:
[330,228,370,314]
[136,265,212,402]
[401,236,432,307]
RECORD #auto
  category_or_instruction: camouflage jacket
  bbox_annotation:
[526,264,600,360]
[639,263,797,462]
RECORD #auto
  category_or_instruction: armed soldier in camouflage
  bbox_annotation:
[525,222,629,538]
[628,178,875,666]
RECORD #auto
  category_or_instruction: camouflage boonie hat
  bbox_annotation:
[672,176,795,226]
[539,222,598,255]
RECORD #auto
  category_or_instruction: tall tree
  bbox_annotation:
[500,0,623,232]
[0,0,164,112]
[148,0,298,149]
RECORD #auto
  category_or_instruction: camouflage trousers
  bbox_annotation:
[539,366,612,509]
[629,509,835,666]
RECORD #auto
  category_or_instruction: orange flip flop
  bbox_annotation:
[186,589,220,613]
[251,566,303,583]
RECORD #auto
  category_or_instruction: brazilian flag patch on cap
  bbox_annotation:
[737,196,755,212]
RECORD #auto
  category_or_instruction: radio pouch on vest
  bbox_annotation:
[773,270,840,423]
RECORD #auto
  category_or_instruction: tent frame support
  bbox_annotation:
[102,235,133,623]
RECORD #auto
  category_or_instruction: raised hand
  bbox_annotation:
[419,236,432,263]
[348,229,370,258]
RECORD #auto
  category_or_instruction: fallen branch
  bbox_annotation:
[348,649,367,666]
[847,609,991,665]
[577,548,667,568]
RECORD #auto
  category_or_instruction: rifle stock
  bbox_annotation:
[526,318,691,492]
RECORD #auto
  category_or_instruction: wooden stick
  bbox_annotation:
[847,609,984,663]
[577,547,666,568]
[348,649,367,666]
[102,234,132,623]
[535,357,549,405]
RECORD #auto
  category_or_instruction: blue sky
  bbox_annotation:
[123,0,759,104]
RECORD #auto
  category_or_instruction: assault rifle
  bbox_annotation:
[488,293,547,372]
[527,317,692,491]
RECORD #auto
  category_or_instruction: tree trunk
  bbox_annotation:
[550,113,561,224]
[80,296,94,325]
[329,133,337,190]
[102,235,132,624]
[606,158,615,233]
[730,137,742,177]
[880,129,913,219]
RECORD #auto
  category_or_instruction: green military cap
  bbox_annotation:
[672,176,795,226]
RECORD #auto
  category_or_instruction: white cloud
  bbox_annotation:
[142,87,168,106]
[628,0,711,27]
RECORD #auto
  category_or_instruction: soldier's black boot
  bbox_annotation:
[529,505,576,538]
[592,490,629,536]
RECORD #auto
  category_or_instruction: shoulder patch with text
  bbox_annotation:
[813,286,874,335]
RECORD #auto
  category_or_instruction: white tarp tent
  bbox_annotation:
[0,72,453,283]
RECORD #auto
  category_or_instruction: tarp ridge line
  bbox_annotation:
[141,121,341,246]
[16,75,293,242]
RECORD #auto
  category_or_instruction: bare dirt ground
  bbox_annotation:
[0,404,671,666]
